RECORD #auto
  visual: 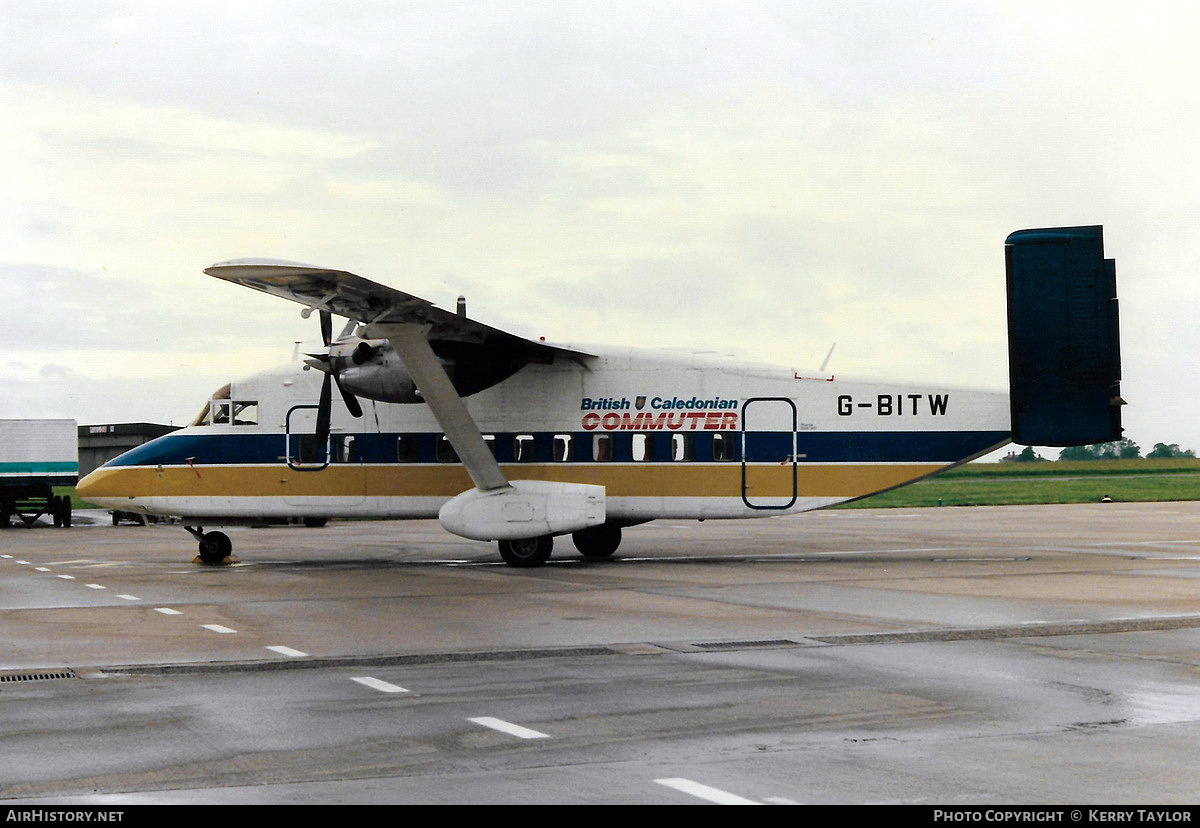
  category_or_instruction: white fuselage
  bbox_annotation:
[77,346,1012,527]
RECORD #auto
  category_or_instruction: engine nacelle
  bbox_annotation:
[322,333,537,405]
[329,339,424,404]
[438,481,607,541]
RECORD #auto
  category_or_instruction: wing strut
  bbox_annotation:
[366,322,509,492]
[204,259,605,542]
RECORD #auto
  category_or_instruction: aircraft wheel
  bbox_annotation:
[572,524,622,559]
[498,535,553,568]
[198,531,233,564]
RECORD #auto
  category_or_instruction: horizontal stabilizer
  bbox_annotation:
[1006,225,1122,446]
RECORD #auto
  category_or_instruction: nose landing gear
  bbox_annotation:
[184,526,235,565]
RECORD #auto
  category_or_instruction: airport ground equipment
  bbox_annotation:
[0,419,79,527]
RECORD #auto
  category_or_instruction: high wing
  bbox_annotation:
[204,257,579,491]
[205,259,607,544]
[203,258,589,363]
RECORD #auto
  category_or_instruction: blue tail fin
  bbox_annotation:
[1006,225,1123,446]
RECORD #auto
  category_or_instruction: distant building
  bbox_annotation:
[999,446,1047,463]
[77,423,178,477]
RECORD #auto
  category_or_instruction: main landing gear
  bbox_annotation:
[179,521,626,568]
[571,523,622,559]
[496,523,623,568]
[185,527,234,565]
[498,535,553,567]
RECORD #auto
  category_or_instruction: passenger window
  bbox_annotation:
[514,434,536,462]
[553,434,573,462]
[436,435,459,463]
[632,434,655,462]
[483,434,496,456]
[296,434,327,464]
[712,432,737,461]
[593,434,613,462]
[671,433,693,461]
[332,436,357,463]
[396,435,418,462]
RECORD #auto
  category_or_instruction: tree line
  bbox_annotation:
[1005,441,1196,462]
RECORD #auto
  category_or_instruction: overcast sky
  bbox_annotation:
[1,1,1196,456]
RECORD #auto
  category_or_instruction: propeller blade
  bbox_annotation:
[313,310,362,420]
[315,372,332,444]
[334,374,364,418]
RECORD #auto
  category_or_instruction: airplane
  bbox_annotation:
[76,225,1123,567]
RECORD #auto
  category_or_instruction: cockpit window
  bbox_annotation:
[231,401,258,425]
[190,384,258,427]
[191,403,214,427]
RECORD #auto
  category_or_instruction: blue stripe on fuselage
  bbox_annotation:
[104,429,1010,468]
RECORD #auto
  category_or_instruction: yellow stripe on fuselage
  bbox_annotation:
[78,462,944,502]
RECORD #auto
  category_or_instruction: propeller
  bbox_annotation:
[308,310,364,446]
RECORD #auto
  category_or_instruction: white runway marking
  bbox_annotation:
[85,584,106,590]
[201,624,236,634]
[265,645,307,658]
[350,676,409,694]
[154,607,182,615]
[35,567,51,572]
[117,594,140,601]
[654,777,761,805]
[56,574,75,580]
[468,717,550,739]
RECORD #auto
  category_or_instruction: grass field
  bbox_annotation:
[54,487,102,511]
[841,458,1200,508]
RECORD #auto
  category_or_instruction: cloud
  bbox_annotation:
[0,2,1197,453]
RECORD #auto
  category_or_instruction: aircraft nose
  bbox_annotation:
[75,467,123,506]
[75,468,101,502]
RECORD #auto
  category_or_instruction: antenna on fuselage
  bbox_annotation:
[820,343,837,372]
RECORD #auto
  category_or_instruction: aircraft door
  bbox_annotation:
[283,405,365,509]
[285,405,329,470]
[741,397,797,509]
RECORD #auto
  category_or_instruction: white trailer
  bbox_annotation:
[0,419,79,527]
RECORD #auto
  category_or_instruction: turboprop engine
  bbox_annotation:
[313,337,424,405]
[307,331,536,408]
